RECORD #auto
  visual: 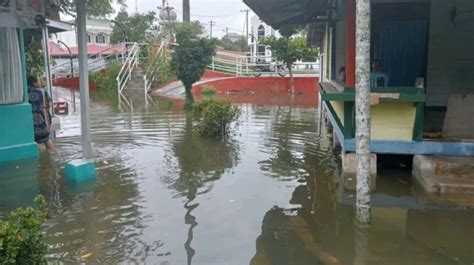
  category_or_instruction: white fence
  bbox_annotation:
[210,55,320,77]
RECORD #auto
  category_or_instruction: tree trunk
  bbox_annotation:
[184,84,194,110]
[183,0,190,22]
[355,0,371,224]
[288,64,295,94]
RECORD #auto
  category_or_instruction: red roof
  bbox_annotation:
[49,43,123,57]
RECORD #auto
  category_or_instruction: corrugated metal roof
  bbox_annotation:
[243,0,329,29]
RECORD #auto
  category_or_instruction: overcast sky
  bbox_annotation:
[120,0,254,38]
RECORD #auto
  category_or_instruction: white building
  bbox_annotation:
[50,17,113,48]
[249,15,277,59]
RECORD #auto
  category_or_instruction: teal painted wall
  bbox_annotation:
[0,103,39,163]
[0,29,38,164]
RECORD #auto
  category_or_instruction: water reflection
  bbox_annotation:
[1,89,472,264]
[166,114,240,264]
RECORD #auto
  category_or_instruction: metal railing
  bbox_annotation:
[116,42,140,110]
[51,45,125,77]
[143,41,168,107]
[210,55,320,77]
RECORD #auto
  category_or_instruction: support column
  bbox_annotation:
[77,0,92,159]
[355,0,372,224]
[65,0,96,183]
[346,0,356,87]
[42,27,54,113]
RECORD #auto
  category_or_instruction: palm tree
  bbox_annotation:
[355,0,372,224]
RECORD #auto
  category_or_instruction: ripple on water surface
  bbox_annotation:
[2,93,472,264]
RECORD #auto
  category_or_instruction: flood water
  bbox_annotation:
[0,92,473,265]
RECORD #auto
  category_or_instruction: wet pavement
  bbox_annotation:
[0,91,473,265]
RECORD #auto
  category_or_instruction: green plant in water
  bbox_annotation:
[193,98,240,138]
[200,86,216,97]
[0,195,48,265]
[90,63,122,93]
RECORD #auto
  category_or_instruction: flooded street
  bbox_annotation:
[1,93,473,264]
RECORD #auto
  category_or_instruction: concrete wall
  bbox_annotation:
[426,0,474,106]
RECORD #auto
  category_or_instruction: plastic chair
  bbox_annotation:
[370,72,389,87]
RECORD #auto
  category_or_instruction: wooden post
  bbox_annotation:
[355,0,371,224]
[346,0,356,87]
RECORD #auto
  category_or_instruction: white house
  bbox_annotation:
[50,17,113,48]
[249,15,277,59]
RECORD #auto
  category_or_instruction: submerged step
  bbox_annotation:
[413,155,474,195]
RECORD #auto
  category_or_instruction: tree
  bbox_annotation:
[263,27,317,94]
[170,23,216,108]
[110,10,158,44]
[49,0,125,17]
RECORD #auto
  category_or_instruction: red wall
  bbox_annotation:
[53,77,97,90]
[193,76,319,95]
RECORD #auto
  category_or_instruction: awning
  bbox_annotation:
[243,0,329,29]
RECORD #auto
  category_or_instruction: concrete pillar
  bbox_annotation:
[341,152,377,191]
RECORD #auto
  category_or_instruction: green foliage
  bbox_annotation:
[110,10,158,44]
[49,0,125,16]
[193,99,240,138]
[0,196,48,265]
[25,36,44,77]
[90,63,122,92]
[201,86,216,97]
[170,22,216,108]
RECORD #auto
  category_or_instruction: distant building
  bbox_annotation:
[223,32,243,44]
[249,15,277,59]
[49,17,113,48]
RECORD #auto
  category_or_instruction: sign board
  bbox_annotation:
[0,0,45,28]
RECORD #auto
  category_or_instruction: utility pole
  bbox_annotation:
[183,0,190,22]
[209,20,216,38]
[355,0,372,224]
[241,9,250,45]
[225,27,229,37]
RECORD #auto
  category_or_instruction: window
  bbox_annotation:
[96,34,106,44]
[87,34,91,43]
[258,45,266,56]
[0,28,24,105]
[257,25,265,39]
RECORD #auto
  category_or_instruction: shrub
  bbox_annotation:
[200,86,216,97]
[90,63,122,92]
[193,99,240,138]
[0,196,48,264]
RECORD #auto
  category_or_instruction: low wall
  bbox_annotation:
[53,77,97,90]
[193,76,319,95]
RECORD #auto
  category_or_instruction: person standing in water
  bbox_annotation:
[27,76,55,151]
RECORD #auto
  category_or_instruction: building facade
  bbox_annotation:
[50,17,113,48]
[249,15,277,59]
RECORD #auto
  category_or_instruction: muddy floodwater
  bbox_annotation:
[0,92,473,265]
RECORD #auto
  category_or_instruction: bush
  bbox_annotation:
[0,196,48,264]
[200,86,216,97]
[193,98,240,138]
[90,63,122,92]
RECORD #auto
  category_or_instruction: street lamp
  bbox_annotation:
[57,40,73,77]
[110,19,129,42]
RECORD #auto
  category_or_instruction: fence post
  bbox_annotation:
[212,57,215,71]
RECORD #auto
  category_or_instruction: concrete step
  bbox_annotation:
[413,155,474,196]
